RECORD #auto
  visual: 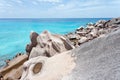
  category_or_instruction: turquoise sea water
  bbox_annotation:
[0,18,110,67]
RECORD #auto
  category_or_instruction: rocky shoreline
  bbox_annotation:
[65,18,119,47]
[0,17,120,80]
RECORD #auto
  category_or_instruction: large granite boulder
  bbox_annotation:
[20,51,76,80]
[20,28,120,80]
[67,27,120,80]
[29,31,74,59]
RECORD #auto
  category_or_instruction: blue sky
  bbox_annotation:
[0,0,120,18]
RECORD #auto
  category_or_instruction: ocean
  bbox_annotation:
[0,18,110,67]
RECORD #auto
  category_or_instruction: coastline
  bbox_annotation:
[0,18,110,56]
[0,18,110,66]
[0,17,120,80]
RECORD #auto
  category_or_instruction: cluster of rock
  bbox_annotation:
[0,17,120,80]
[20,17,120,80]
[0,31,74,80]
[26,31,74,59]
[0,54,28,80]
[65,18,120,46]
[64,25,120,80]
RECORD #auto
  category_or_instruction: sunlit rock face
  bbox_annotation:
[23,31,75,80]
[21,28,120,80]
[0,31,74,80]
[29,31,74,59]
[20,51,76,80]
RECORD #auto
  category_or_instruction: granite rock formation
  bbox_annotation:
[67,27,120,80]
[0,31,74,80]
[29,31,75,59]
[21,51,76,80]
[21,26,120,80]
[0,17,120,80]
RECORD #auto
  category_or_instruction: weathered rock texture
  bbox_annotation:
[29,31,74,59]
[20,51,76,80]
[21,26,120,80]
[66,27,120,80]
[0,31,74,80]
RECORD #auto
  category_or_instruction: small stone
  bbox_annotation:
[78,37,88,44]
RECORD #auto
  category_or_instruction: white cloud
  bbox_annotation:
[53,0,120,11]
[15,0,23,4]
[32,1,38,5]
[0,0,120,18]
[37,0,62,3]
[0,0,13,9]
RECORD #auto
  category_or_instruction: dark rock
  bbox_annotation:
[25,32,39,54]
[25,43,33,53]
[30,32,39,47]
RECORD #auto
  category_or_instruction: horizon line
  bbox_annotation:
[0,17,113,19]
